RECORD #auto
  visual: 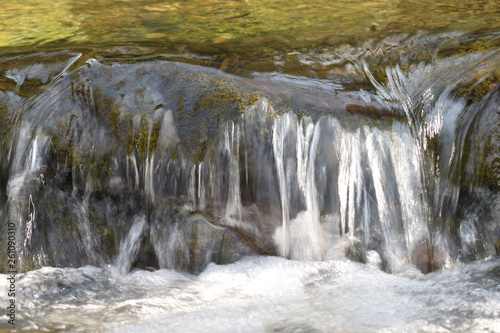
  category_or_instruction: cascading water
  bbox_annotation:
[0,41,499,332]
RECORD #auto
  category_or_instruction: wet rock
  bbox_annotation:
[0,176,95,272]
[344,237,364,263]
[181,213,257,274]
[370,23,380,33]
[411,240,438,274]
[438,36,460,53]
[134,240,160,271]
[495,226,500,256]
[6,54,499,275]
[481,84,500,190]
[346,104,402,120]
[0,51,80,98]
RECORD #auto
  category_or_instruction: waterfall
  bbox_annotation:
[116,215,147,274]
[1,54,499,275]
[267,109,435,270]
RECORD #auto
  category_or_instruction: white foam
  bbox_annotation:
[6,257,499,332]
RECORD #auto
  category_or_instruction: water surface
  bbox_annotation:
[1,257,499,332]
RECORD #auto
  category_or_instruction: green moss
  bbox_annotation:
[482,123,500,190]
[454,41,498,56]
[454,71,499,103]
[444,40,500,102]
[0,99,12,142]
[23,77,44,87]
[171,70,263,162]
[133,116,160,159]
[371,65,389,86]
[195,90,241,111]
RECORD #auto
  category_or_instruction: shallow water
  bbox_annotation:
[0,256,499,332]
[2,0,499,51]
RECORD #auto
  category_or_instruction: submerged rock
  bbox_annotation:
[180,213,257,274]
[411,240,438,274]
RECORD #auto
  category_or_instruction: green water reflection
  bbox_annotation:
[1,0,499,56]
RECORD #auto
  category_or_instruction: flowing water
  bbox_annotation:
[1,1,500,332]
[1,257,499,332]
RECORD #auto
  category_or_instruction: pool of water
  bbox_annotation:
[1,256,499,332]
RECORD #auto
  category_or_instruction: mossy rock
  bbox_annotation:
[12,58,396,195]
[461,83,500,190]
[0,171,91,273]
[0,51,81,99]
[0,98,12,142]
[0,57,402,273]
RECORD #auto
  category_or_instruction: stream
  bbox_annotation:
[1,1,500,332]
